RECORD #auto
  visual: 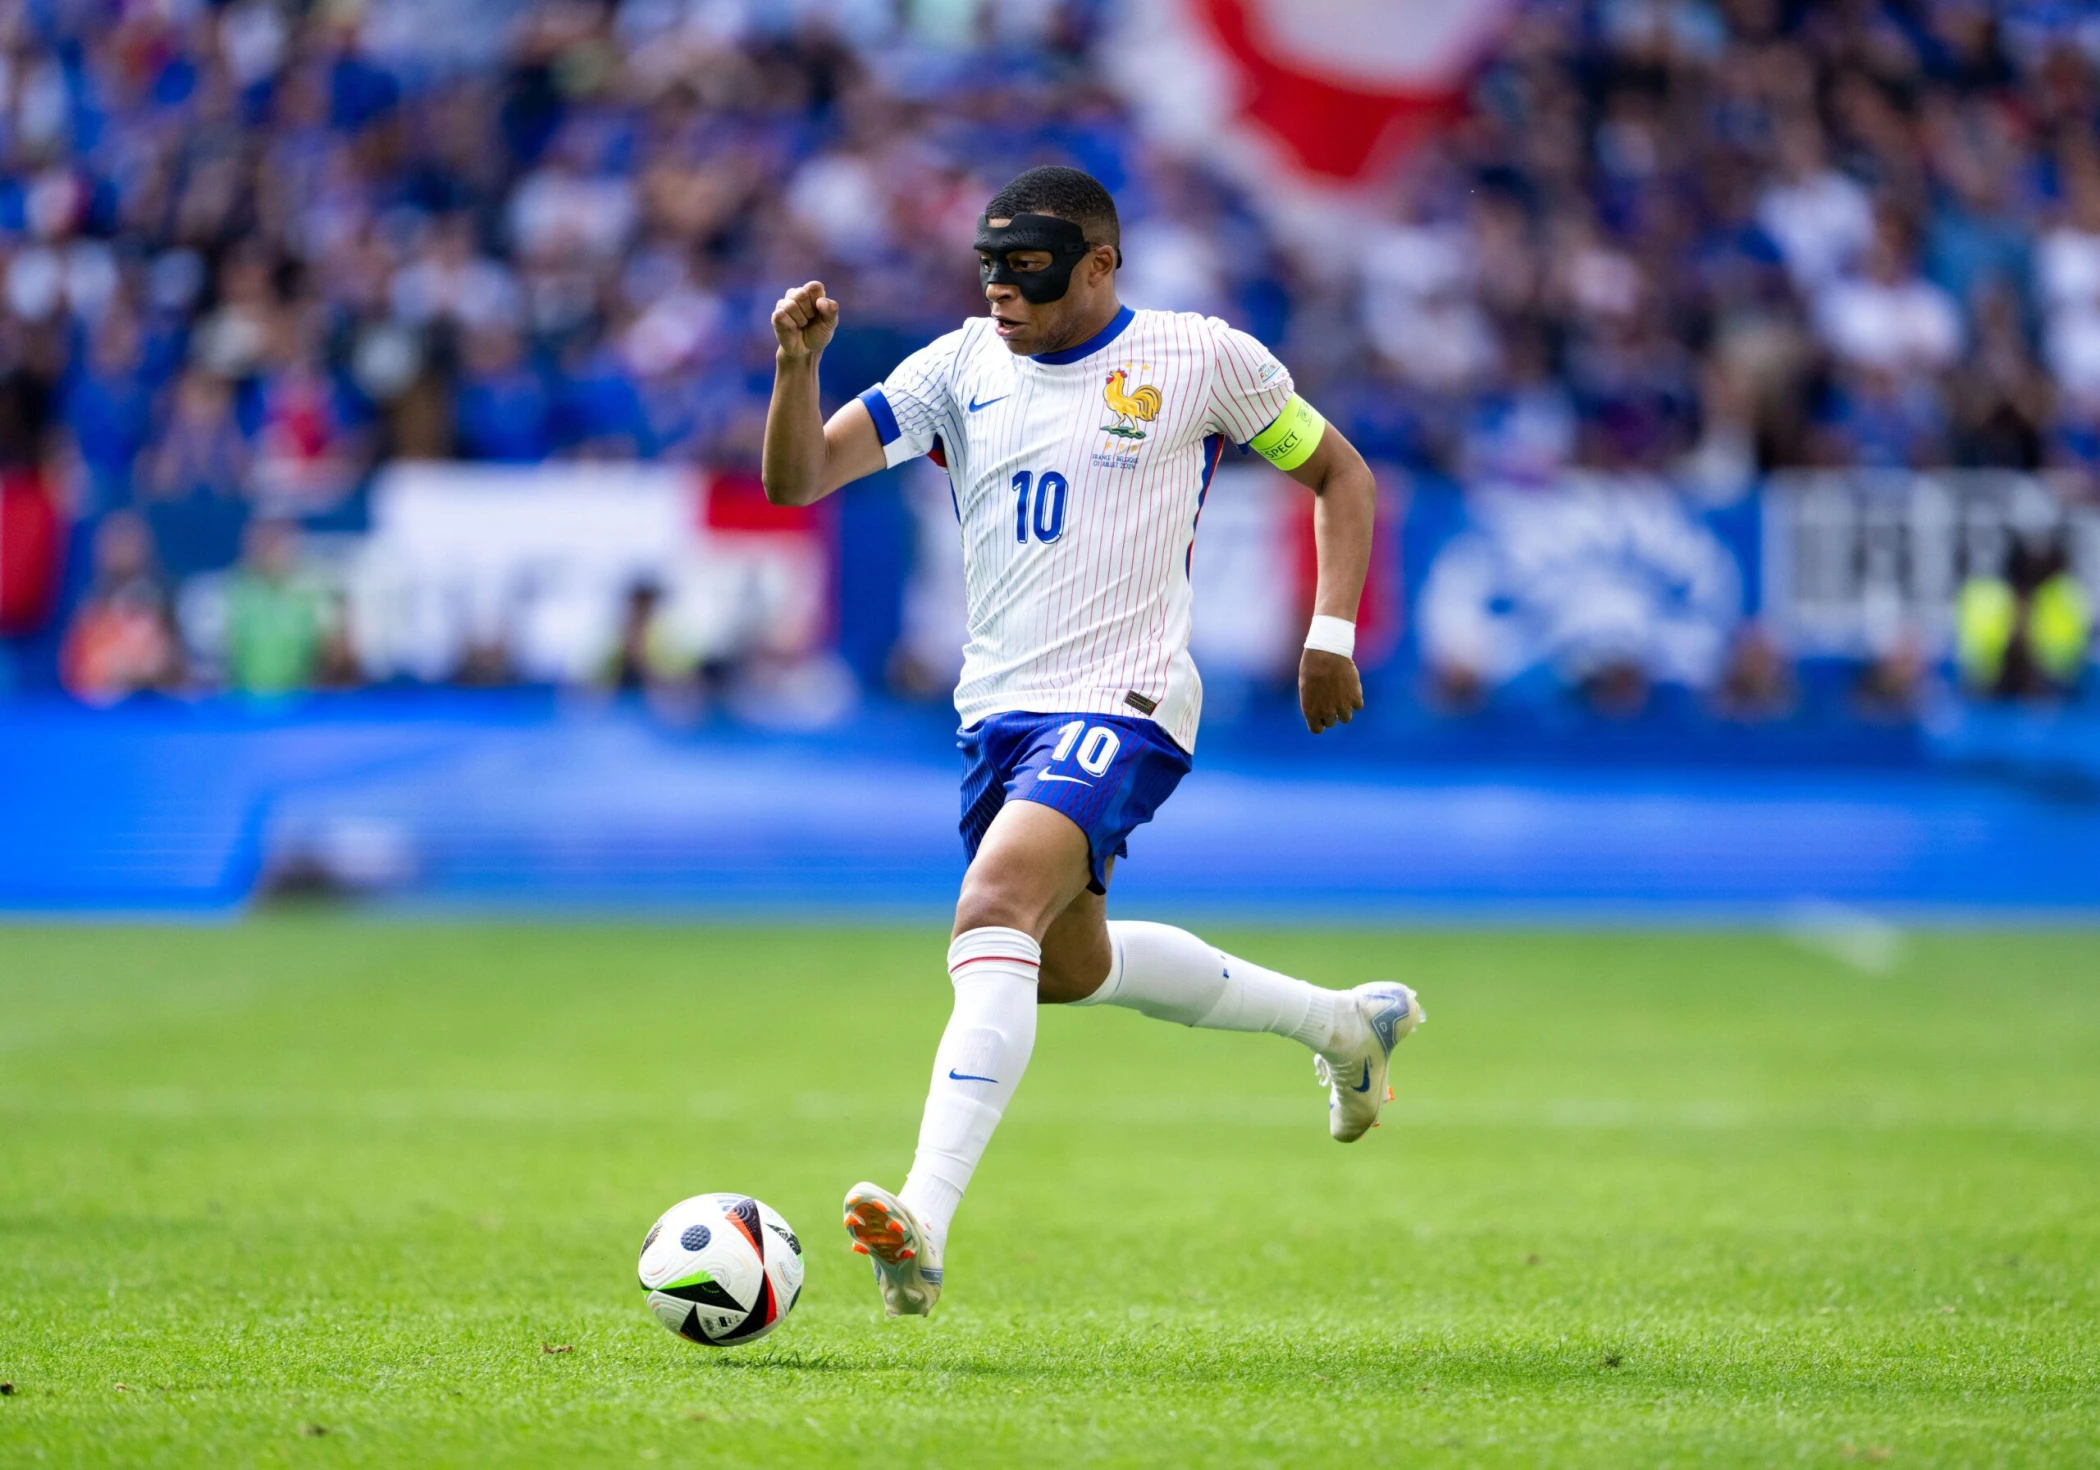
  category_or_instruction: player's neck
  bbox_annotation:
[1034,294,1123,358]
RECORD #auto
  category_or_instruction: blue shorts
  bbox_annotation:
[959,712,1193,894]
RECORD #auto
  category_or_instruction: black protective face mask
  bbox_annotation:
[974,212,1119,305]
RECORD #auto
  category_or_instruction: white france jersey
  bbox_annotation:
[858,305,1295,753]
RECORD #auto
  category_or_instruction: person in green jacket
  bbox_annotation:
[1956,536,2091,699]
[224,518,327,695]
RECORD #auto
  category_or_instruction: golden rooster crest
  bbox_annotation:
[1102,367,1162,440]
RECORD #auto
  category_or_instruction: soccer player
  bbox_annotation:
[762,166,1425,1317]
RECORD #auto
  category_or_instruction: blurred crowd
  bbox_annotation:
[1380,0,2100,491]
[0,0,2092,707]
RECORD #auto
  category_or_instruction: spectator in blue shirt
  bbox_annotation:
[453,323,553,463]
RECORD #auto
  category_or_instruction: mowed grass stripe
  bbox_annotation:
[0,921,2095,1468]
[4,1087,2098,1133]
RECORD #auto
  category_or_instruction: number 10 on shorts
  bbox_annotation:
[1051,720,1121,776]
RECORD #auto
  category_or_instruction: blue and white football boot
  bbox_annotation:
[842,1182,943,1317]
[1315,982,1426,1142]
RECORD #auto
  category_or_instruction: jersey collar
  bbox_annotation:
[1027,304,1134,366]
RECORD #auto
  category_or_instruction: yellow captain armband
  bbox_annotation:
[1249,394,1326,471]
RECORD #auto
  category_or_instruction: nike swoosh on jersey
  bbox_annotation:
[1034,773,1093,785]
[967,393,1008,412]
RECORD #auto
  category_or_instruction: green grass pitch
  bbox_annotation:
[1,921,2095,1467]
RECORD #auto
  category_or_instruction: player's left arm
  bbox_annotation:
[1277,423,1373,734]
[1208,323,1373,736]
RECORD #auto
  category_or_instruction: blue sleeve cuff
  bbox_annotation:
[857,389,901,447]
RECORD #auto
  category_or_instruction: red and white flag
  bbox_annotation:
[1111,0,1517,213]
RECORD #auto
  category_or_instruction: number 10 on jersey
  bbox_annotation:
[1012,470,1068,545]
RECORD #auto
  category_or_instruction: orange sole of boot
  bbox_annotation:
[842,1193,915,1266]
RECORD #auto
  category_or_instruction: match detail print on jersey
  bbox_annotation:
[856,305,1296,754]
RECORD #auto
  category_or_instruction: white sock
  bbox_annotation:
[1073,920,1364,1057]
[897,926,1040,1249]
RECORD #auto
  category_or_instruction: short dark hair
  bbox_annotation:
[985,166,1119,248]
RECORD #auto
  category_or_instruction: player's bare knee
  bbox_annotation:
[951,881,1041,943]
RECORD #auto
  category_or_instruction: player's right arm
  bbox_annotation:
[762,281,886,507]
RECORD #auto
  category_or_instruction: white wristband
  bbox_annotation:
[1304,615,1356,659]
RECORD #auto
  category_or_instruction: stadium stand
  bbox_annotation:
[0,0,2091,708]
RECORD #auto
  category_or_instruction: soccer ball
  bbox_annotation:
[638,1193,805,1346]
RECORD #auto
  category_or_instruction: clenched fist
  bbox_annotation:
[772,281,839,361]
[1299,648,1364,735]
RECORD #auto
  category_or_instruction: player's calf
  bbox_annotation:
[1068,920,1426,1139]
